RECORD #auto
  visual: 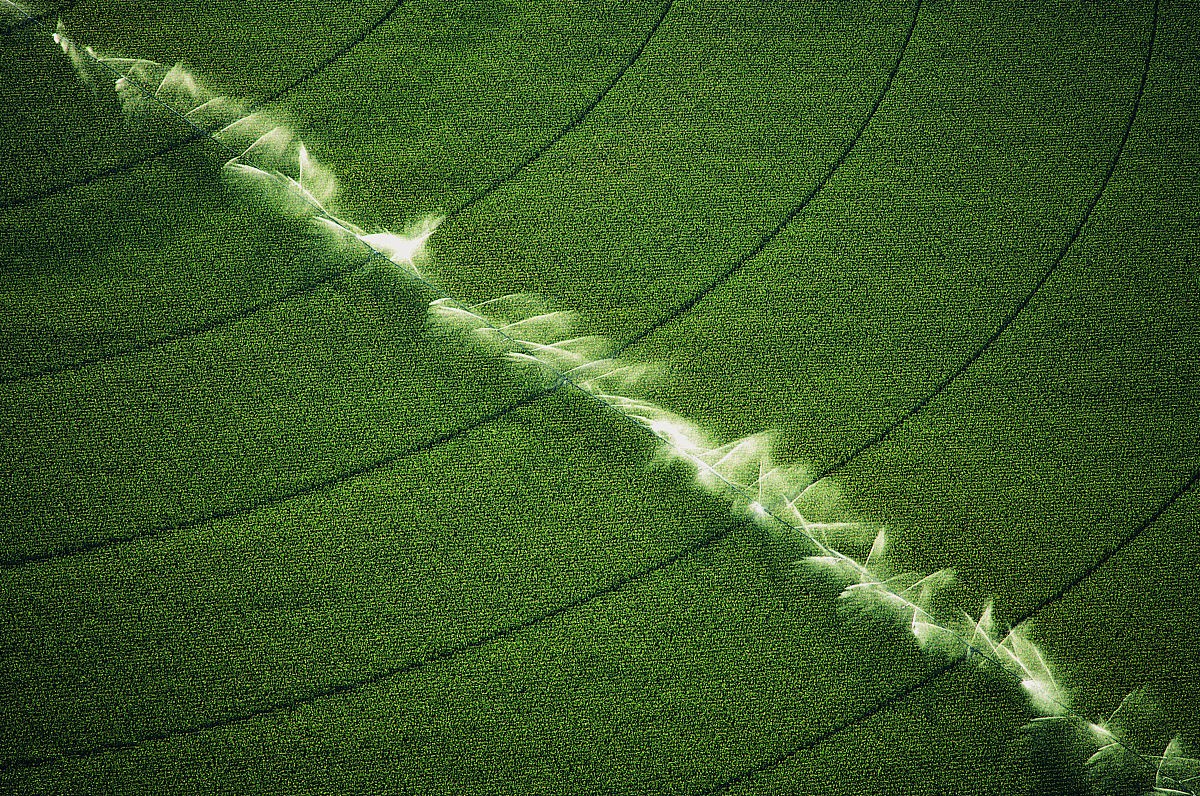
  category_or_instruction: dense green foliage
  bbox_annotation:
[1,0,1197,793]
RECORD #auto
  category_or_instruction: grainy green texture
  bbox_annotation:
[0,0,1197,793]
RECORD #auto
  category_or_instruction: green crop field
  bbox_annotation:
[0,0,1197,793]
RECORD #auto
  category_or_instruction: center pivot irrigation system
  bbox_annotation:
[2,1,1196,793]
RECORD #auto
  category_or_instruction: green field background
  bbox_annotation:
[0,0,1197,793]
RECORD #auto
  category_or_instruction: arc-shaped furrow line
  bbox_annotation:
[0,0,409,213]
[1012,463,1198,627]
[0,386,554,570]
[0,0,674,385]
[0,251,378,384]
[1,0,76,36]
[448,0,673,217]
[255,0,408,108]
[694,657,966,795]
[0,521,736,773]
[814,0,1160,483]
[0,128,209,215]
[615,0,923,355]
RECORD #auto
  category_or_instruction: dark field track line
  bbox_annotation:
[614,0,923,354]
[0,0,673,384]
[448,0,674,218]
[694,657,966,795]
[813,0,1160,483]
[0,0,411,213]
[257,0,409,108]
[0,128,210,215]
[0,386,555,570]
[0,0,77,36]
[0,251,380,384]
[0,521,737,773]
[1013,462,1198,627]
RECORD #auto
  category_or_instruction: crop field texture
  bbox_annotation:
[1,0,1198,793]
